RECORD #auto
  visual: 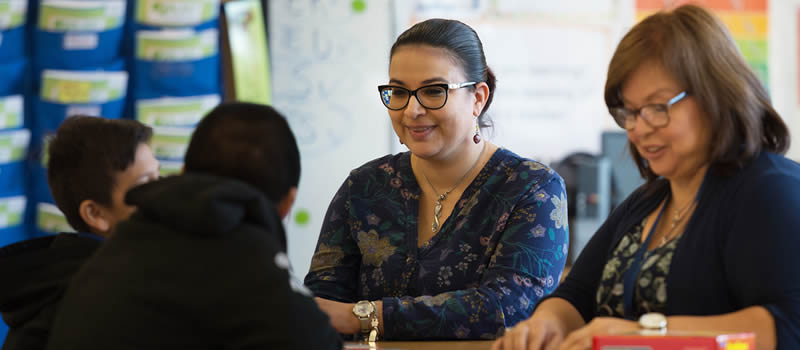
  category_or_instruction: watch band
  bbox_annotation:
[368,301,379,342]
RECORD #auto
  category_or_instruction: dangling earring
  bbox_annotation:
[473,121,481,144]
[399,138,404,145]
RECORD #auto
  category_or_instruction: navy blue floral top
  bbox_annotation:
[304,148,569,340]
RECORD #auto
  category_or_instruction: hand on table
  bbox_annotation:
[492,316,638,350]
[314,297,360,334]
[557,317,638,350]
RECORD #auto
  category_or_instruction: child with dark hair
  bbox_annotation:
[0,116,159,350]
[47,103,341,350]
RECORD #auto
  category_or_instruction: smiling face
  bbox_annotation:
[621,61,712,182]
[387,45,482,162]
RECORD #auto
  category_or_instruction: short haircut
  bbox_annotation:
[605,4,789,181]
[47,117,154,233]
[184,102,301,203]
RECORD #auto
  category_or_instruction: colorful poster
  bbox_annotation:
[636,0,768,87]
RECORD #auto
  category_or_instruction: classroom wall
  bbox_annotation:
[270,0,800,277]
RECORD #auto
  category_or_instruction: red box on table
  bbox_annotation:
[593,331,755,350]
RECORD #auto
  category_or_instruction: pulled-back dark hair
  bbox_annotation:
[391,18,496,129]
[184,102,301,203]
[48,116,153,233]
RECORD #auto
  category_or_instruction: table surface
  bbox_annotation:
[343,340,494,350]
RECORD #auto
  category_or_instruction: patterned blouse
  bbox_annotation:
[595,219,680,318]
[304,148,569,340]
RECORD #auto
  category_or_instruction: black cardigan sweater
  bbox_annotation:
[549,152,800,348]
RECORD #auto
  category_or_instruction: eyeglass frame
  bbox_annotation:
[377,82,477,111]
[611,91,688,130]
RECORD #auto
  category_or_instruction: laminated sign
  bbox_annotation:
[36,0,126,68]
[136,94,220,127]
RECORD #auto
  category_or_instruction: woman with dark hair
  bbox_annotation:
[304,19,569,340]
[494,5,800,350]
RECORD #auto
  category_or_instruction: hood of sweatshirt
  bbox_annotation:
[124,173,287,250]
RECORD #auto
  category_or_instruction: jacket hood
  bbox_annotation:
[0,234,101,327]
[125,173,287,249]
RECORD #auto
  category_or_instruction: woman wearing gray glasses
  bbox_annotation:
[495,5,800,350]
[304,18,568,340]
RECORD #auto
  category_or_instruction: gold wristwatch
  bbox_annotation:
[352,300,376,340]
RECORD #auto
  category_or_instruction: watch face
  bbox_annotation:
[353,301,374,317]
[639,313,667,329]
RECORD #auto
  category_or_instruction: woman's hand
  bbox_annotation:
[557,317,639,350]
[314,297,360,334]
[492,312,567,350]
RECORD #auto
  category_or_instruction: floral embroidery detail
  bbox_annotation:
[456,218,468,231]
[460,190,480,217]
[530,224,546,238]
[459,243,472,253]
[309,243,345,271]
[357,230,396,267]
[372,268,385,286]
[390,177,402,188]
[519,294,531,310]
[495,212,510,233]
[521,160,546,171]
[550,192,568,229]
[378,163,395,174]
[505,305,516,316]
[367,214,380,226]
[437,266,453,287]
[455,325,471,339]
[533,189,550,203]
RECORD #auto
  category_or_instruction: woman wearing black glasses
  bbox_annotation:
[495,5,800,350]
[304,18,568,340]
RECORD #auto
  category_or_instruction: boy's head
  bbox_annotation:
[184,102,301,217]
[47,116,160,237]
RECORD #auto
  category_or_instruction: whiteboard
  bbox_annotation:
[269,0,395,276]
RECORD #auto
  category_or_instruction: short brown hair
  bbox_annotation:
[604,4,789,182]
[47,117,153,233]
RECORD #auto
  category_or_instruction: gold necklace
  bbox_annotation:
[660,197,697,246]
[420,142,486,233]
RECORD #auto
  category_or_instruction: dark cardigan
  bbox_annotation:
[549,151,800,348]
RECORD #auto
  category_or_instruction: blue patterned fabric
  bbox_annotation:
[305,148,569,340]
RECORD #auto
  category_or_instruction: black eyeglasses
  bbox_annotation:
[611,91,688,130]
[377,82,476,110]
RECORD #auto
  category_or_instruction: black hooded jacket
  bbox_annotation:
[0,233,102,349]
[46,174,341,350]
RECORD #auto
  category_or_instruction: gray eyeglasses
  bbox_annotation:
[378,82,476,110]
[611,91,688,130]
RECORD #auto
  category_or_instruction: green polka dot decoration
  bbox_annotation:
[352,0,366,13]
[295,209,311,226]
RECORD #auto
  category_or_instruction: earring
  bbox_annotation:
[399,138,404,145]
[473,122,481,144]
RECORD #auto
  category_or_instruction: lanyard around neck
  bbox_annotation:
[621,192,670,319]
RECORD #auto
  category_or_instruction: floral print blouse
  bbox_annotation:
[304,148,569,340]
[595,219,680,318]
